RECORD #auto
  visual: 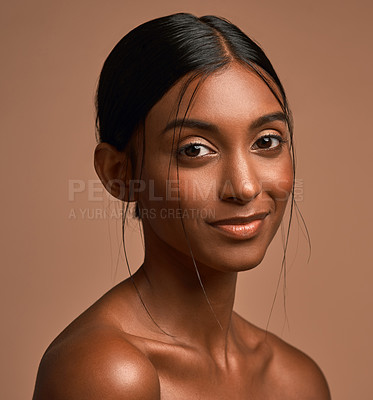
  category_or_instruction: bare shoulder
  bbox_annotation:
[265,330,331,399]
[33,325,160,400]
[233,313,331,400]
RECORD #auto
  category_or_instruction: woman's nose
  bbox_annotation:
[218,153,262,204]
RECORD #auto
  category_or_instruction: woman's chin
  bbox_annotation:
[193,248,268,274]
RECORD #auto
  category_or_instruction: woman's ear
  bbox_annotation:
[94,143,135,202]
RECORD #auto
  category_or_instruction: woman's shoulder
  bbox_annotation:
[33,324,160,400]
[33,284,161,400]
[233,312,331,400]
[265,330,331,399]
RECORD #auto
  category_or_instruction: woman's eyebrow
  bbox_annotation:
[161,118,219,135]
[161,111,287,135]
[250,111,287,130]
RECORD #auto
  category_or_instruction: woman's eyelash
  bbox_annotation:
[252,134,288,150]
[177,142,213,158]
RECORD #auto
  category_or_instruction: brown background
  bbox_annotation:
[1,0,372,399]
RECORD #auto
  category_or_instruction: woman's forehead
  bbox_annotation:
[145,62,283,133]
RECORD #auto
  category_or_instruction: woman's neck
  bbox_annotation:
[132,220,238,357]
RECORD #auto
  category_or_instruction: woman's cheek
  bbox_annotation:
[260,156,293,203]
[137,169,183,216]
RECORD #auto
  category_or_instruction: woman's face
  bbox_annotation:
[135,62,293,273]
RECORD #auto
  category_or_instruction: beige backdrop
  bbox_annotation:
[1,0,372,399]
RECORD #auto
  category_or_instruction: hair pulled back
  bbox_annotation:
[96,12,292,152]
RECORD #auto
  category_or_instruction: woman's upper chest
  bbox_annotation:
[134,337,275,400]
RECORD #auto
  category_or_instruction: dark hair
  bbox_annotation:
[96,12,294,199]
[95,13,303,332]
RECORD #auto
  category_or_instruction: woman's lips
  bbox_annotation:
[208,213,268,240]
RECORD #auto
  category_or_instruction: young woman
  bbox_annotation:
[33,13,331,399]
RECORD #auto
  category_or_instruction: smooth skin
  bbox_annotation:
[33,62,331,399]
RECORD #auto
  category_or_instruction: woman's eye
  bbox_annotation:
[177,143,213,158]
[252,135,285,150]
